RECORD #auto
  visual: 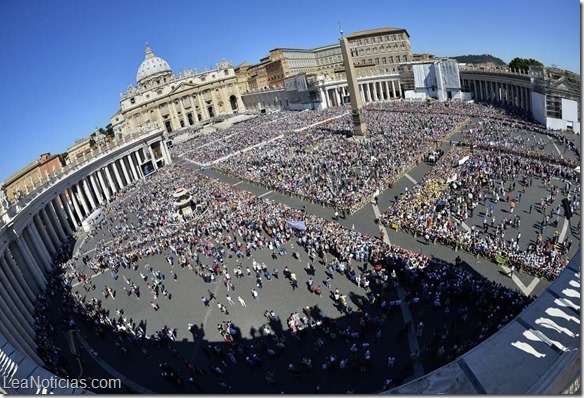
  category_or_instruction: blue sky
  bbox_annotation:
[0,0,580,183]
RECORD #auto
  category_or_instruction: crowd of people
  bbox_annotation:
[29,99,579,392]
[174,108,347,164]
[31,156,539,392]
[215,107,467,212]
[381,144,579,280]
[460,119,579,168]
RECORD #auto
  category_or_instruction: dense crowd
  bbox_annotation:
[381,145,579,279]
[29,99,580,392]
[174,108,347,164]
[35,162,534,392]
[460,119,579,168]
[215,108,466,212]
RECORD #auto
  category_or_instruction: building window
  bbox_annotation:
[130,98,135,104]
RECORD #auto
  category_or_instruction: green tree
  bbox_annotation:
[508,57,543,72]
[105,123,114,137]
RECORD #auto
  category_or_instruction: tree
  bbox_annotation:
[508,57,543,72]
[105,123,114,138]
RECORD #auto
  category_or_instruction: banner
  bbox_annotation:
[286,220,306,230]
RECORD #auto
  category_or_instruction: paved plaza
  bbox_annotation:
[41,110,580,394]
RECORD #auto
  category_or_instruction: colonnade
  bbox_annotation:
[463,78,531,112]
[323,79,402,107]
[0,137,172,366]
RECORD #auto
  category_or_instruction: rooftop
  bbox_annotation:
[346,26,409,39]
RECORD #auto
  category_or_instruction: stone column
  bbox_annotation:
[111,161,125,189]
[22,228,45,269]
[27,223,52,270]
[74,183,90,217]
[135,148,143,164]
[492,82,497,102]
[0,253,34,318]
[9,243,45,293]
[372,82,378,102]
[127,155,139,181]
[0,281,37,348]
[15,237,47,286]
[516,86,520,107]
[161,141,172,165]
[104,167,117,195]
[124,153,140,182]
[80,179,95,212]
[0,264,35,331]
[155,105,164,127]
[170,101,181,129]
[68,187,84,222]
[391,81,396,98]
[97,169,111,201]
[491,81,495,101]
[333,88,341,106]
[194,97,205,120]
[148,145,159,170]
[52,197,72,236]
[0,295,37,361]
[2,248,36,304]
[119,157,132,185]
[366,84,372,102]
[59,192,78,230]
[33,214,56,256]
[89,173,103,204]
[132,152,144,179]
[40,207,61,248]
[179,98,190,126]
[47,200,68,239]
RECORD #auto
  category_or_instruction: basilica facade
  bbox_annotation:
[110,45,244,139]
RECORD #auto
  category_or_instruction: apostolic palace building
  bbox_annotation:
[0,26,579,394]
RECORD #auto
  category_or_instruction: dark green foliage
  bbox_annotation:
[508,57,544,72]
[451,54,505,65]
